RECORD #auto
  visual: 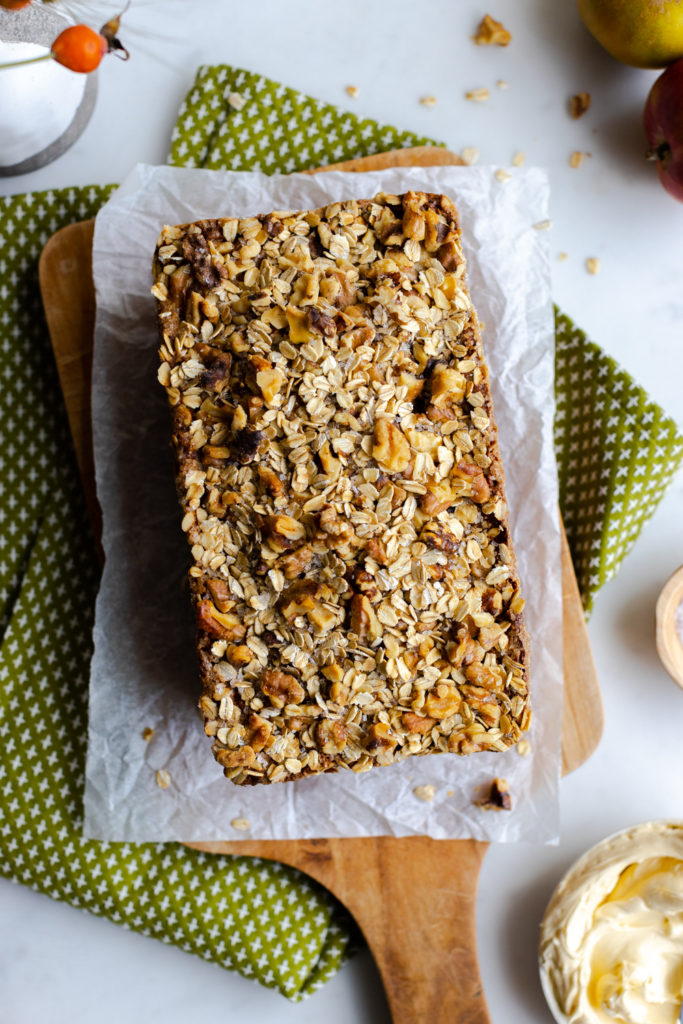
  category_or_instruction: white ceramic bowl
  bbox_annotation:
[539,820,683,1024]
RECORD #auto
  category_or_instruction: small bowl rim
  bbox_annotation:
[655,563,683,690]
[538,818,683,1024]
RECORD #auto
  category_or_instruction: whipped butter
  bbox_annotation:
[540,822,683,1024]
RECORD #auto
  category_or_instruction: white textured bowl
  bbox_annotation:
[0,6,97,176]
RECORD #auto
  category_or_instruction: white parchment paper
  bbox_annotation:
[84,163,561,843]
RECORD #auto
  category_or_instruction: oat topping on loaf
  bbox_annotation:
[152,191,530,786]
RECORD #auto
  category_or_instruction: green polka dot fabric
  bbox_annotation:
[0,467,355,998]
[0,185,359,999]
[168,65,438,172]
[1,64,682,1002]
[554,309,683,612]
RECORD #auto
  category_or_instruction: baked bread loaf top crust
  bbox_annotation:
[152,191,530,786]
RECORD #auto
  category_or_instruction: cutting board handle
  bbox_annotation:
[188,836,491,1023]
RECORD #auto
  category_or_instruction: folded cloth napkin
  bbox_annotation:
[1,65,682,1001]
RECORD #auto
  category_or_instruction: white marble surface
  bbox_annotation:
[1,1,682,1021]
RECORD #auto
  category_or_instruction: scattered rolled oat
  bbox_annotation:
[466,88,490,102]
[231,817,251,831]
[345,85,359,100]
[472,14,512,46]
[142,727,155,742]
[227,91,246,111]
[495,169,511,183]
[569,151,585,169]
[155,768,171,789]
[512,151,525,167]
[569,92,591,119]
[517,738,532,756]
[496,79,509,89]
[461,146,480,165]
[477,776,511,810]
[533,219,552,231]
[413,784,436,803]
[586,257,600,275]
[420,94,437,107]
[558,252,568,261]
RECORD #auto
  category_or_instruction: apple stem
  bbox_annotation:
[645,142,671,163]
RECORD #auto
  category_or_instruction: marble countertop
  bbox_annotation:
[1,1,682,1021]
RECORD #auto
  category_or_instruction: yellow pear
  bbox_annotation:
[577,0,683,68]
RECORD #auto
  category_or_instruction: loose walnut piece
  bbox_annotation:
[477,777,512,811]
[472,14,511,46]
[153,191,530,786]
[569,92,591,118]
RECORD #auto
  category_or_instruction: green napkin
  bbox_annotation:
[0,64,682,1003]
[0,186,359,1000]
[554,310,683,609]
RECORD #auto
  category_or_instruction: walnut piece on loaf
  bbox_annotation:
[152,191,530,786]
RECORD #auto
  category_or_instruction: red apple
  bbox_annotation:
[644,58,683,202]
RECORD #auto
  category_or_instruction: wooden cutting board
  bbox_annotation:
[39,146,602,1024]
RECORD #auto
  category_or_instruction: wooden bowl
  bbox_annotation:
[655,564,683,690]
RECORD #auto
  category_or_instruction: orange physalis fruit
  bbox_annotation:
[0,1,34,9]
[51,24,107,74]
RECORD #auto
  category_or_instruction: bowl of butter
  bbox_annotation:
[539,821,683,1024]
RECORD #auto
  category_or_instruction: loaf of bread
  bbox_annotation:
[152,190,530,785]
